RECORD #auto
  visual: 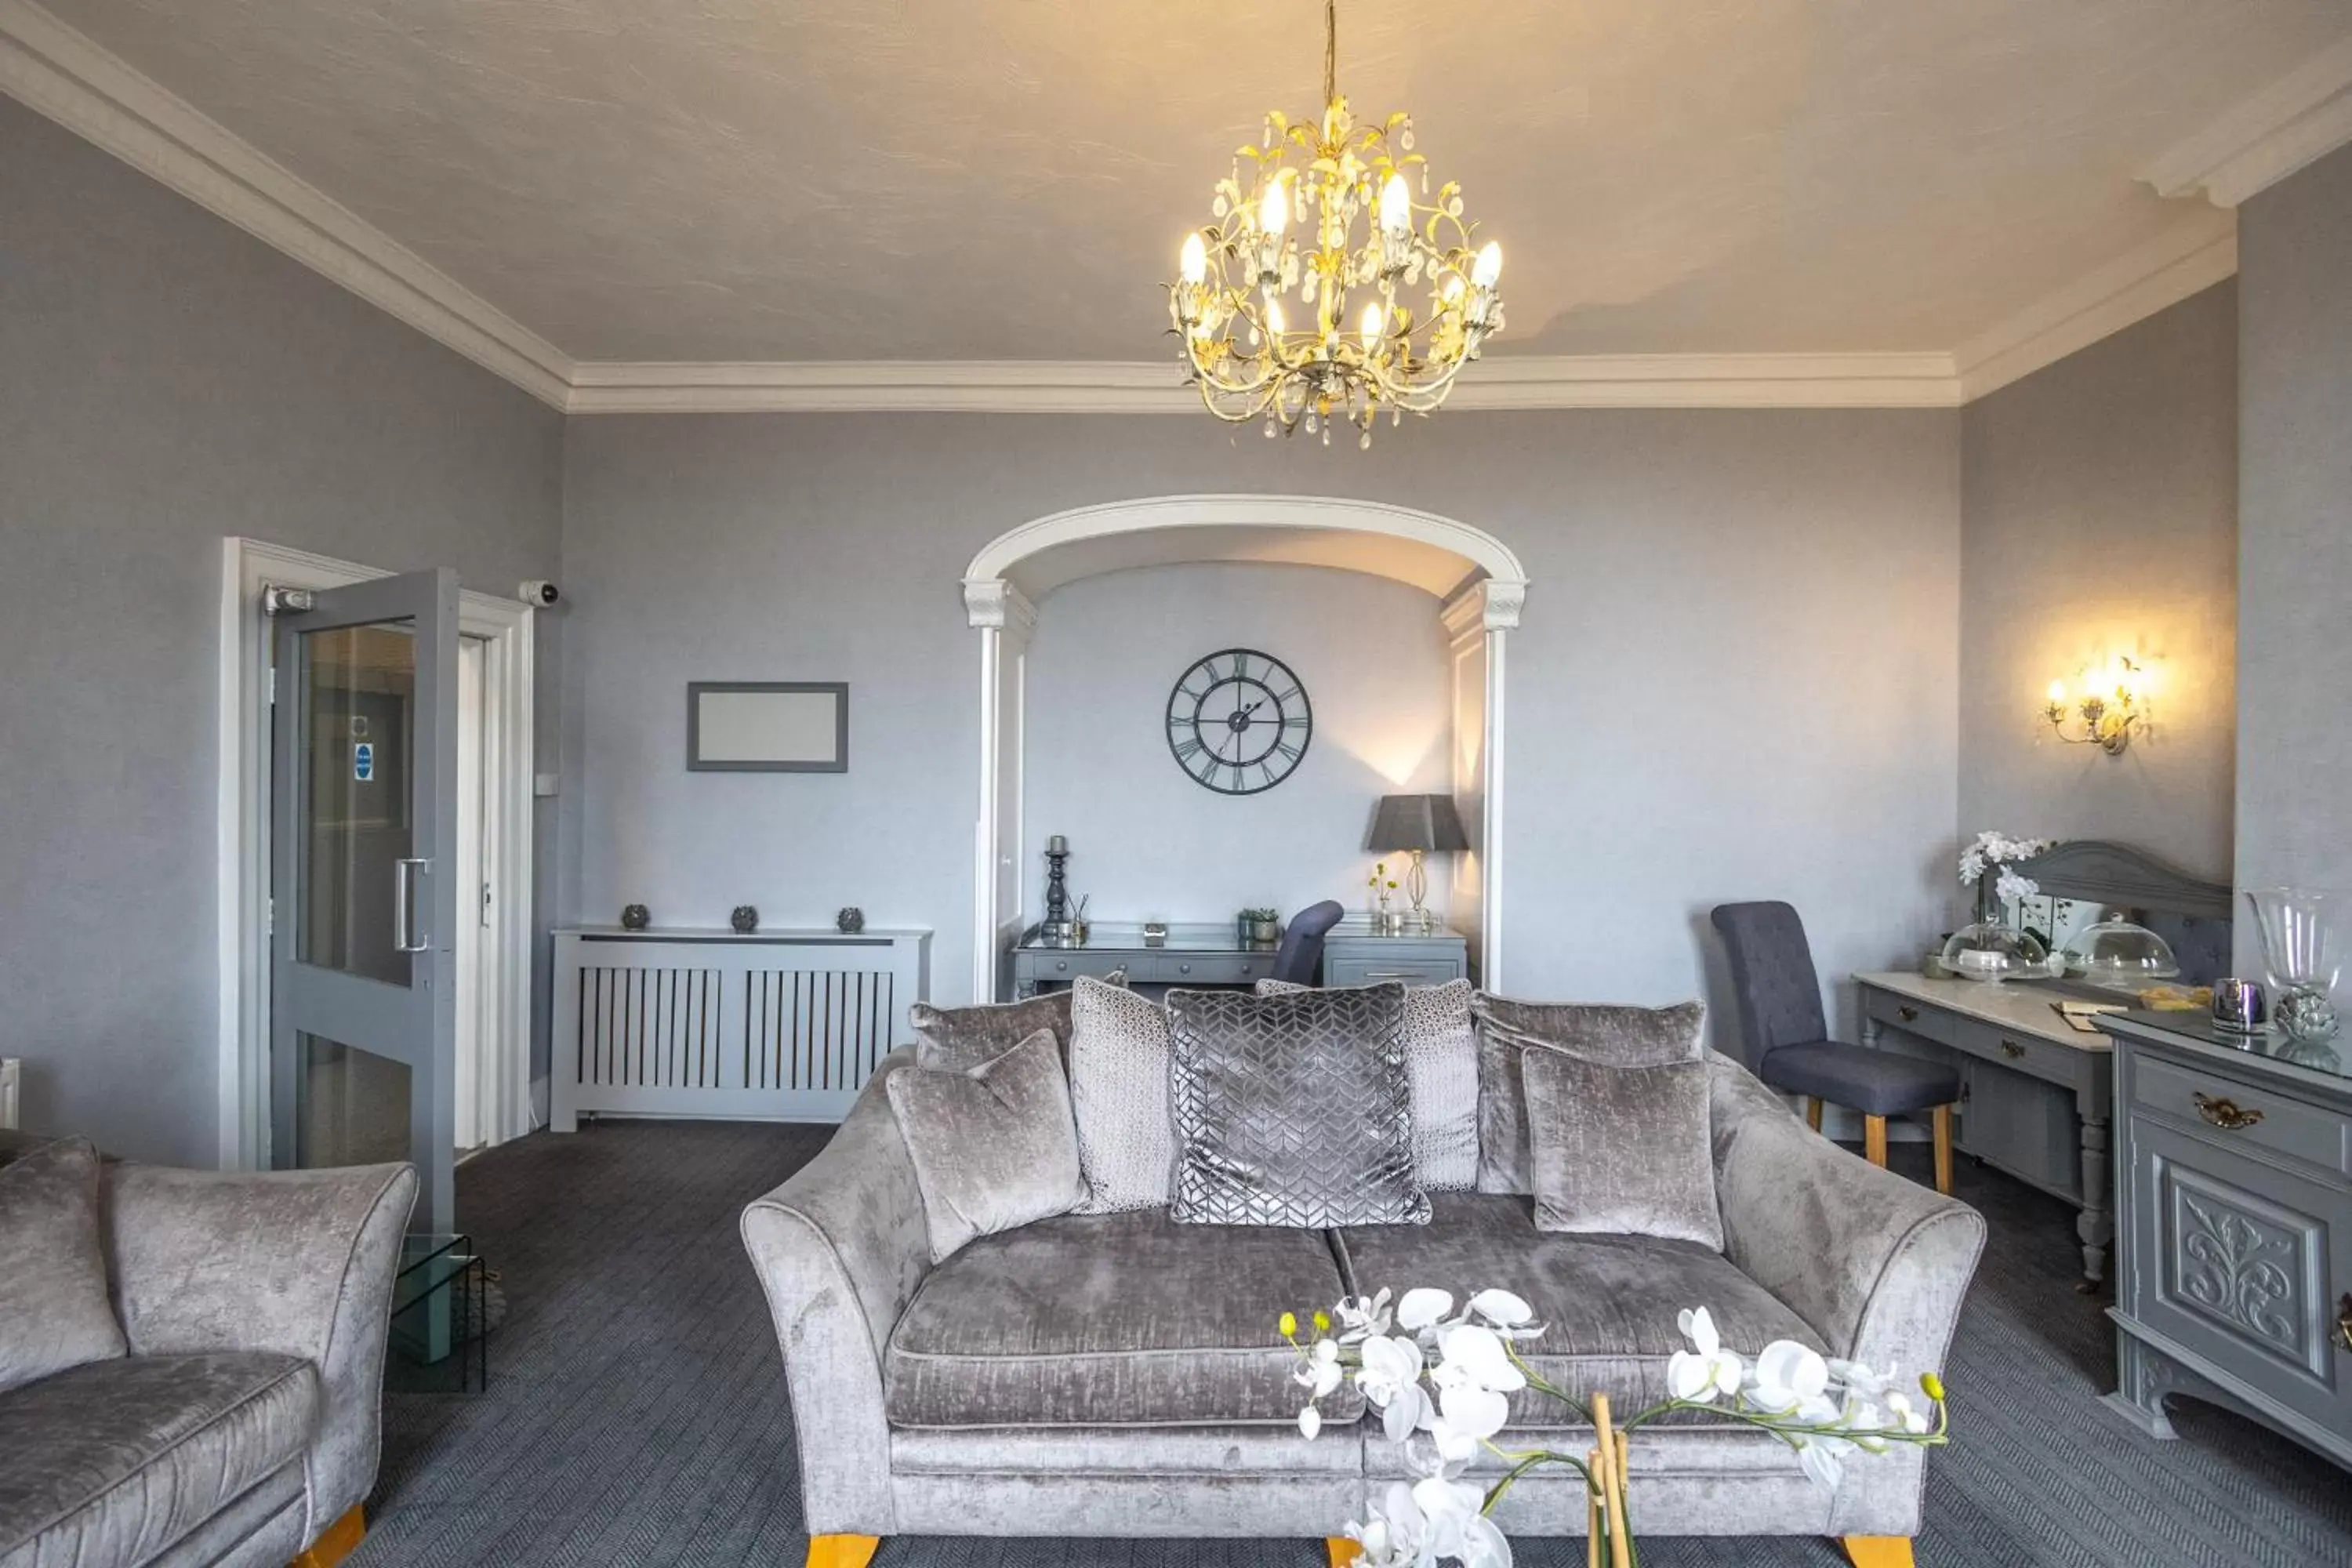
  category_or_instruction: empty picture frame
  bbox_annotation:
[687,682,848,772]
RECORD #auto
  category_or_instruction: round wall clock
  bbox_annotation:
[1165,648,1313,796]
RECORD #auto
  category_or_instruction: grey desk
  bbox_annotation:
[1009,916,1469,996]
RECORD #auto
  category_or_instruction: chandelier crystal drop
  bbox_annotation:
[1167,0,1505,447]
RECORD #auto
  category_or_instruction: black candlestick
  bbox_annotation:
[1044,836,1070,926]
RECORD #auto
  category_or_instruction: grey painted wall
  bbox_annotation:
[0,98,564,1165]
[1021,563,1456,925]
[1958,283,2238,879]
[558,408,1961,1047]
[2236,142,2352,966]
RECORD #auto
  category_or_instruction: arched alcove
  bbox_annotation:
[960,495,1528,1001]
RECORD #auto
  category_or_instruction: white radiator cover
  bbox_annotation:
[550,927,930,1130]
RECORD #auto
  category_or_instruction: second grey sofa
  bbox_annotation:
[0,1157,417,1568]
[742,1049,1985,1568]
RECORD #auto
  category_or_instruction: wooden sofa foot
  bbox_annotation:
[808,1535,880,1568]
[1326,1540,1362,1568]
[291,1506,365,1568]
[1841,1537,1915,1568]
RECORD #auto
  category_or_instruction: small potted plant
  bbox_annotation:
[1239,907,1283,946]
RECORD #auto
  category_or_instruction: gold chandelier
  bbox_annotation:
[1166,0,1505,447]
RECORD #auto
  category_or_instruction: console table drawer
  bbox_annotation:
[1864,989,1965,1051]
[1151,953,1272,986]
[1029,952,1132,984]
[1324,956,1463,989]
[2132,1054,2352,1181]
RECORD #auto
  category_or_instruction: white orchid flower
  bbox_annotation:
[1298,1403,1323,1439]
[1357,1334,1429,1443]
[1347,1485,1425,1568]
[1667,1307,1744,1403]
[1749,1339,1830,1413]
[1436,1323,1527,1393]
[1396,1287,1455,1331]
[1336,1289,1396,1341]
[1882,1388,1930,1435]
[1436,1382,1511,1446]
[1294,1338,1344,1399]
[1795,1431,1851,1490]
[1466,1288,1537,1332]
[1410,1478,1512,1568]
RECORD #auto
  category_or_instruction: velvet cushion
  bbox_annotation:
[0,1352,316,1566]
[1066,977,1178,1214]
[884,1206,1361,1428]
[1167,983,1428,1228]
[886,1031,1088,1264]
[1334,1192,1818,1421]
[1523,1050,1723,1249]
[909,976,1127,1073]
[0,1138,126,1395]
[1258,976,1479,1190]
[1472,996,1706,1194]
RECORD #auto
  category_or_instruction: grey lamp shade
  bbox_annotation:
[1365,793,1470,854]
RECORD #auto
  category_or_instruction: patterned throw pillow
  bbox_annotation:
[0,1138,128,1394]
[1258,977,1477,1190]
[885,1029,1089,1263]
[1167,983,1428,1228]
[909,974,1127,1072]
[1521,1048,1723,1249]
[1472,996,1707,1194]
[1066,976,1179,1213]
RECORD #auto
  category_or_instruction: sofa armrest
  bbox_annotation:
[740,1047,930,1535]
[103,1160,418,1541]
[1709,1058,1984,1535]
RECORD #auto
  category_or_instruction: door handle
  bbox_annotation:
[394,858,430,953]
[2192,1092,2263,1131]
[2336,1294,2351,1354]
[1999,1040,2026,1060]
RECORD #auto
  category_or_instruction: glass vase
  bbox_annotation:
[2246,887,2343,1043]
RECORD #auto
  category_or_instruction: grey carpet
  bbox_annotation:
[354,1120,2352,1568]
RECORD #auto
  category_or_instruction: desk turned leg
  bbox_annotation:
[2077,1112,2112,1290]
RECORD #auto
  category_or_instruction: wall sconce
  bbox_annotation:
[2043,657,2147,756]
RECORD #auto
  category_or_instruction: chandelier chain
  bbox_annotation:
[1323,0,1337,111]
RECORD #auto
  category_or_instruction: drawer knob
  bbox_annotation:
[2193,1092,2263,1131]
[1999,1040,2026,1060]
[1898,1006,1919,1023]
[1179,964,1191,974]
[1055,960,1068,972]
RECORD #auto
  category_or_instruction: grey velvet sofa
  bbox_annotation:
[742,1049,1986,1568]
[0,1153,417,1568]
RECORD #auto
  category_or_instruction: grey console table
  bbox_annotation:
[2100,1011,2352,1471]
[1857,971,2115,1285]
[1009,916,1468,996]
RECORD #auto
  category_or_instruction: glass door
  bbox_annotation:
[270,570,459,1235]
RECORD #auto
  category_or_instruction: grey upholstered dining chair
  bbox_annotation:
[1710,901,1960,1194]
[1270,900,1346,985]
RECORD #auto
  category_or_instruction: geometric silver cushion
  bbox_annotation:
[1167,983,1428,1228]
[1472,996,1706,1196]
[1065,977,1178,1214]
[1521,1049,1723,1250]
[1259,976,1478,1191]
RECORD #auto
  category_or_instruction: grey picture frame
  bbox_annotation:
[686,681,849,772]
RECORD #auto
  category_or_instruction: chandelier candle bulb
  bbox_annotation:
[1474,241,1504,289]
[1180,233,1207,285]
[1379,172,1411,234]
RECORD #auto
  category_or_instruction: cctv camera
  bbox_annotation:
[517,579,561,607]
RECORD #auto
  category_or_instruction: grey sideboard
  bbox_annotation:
[1008,916,1468,996]
[2099,1011,2352,1471]
[1857,971,2114,1285]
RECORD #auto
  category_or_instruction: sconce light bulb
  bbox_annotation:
[2047,679,2067,705]
[1179,232,1207,285]
[1473,241,1504,289]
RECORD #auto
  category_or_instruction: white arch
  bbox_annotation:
[960,493,1526,1004]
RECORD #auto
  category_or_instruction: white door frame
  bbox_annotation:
[959,495,1526,1002]
[216,538,536,1170]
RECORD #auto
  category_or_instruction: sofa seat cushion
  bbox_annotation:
[885,1207,1360,1429]
[0,1352,317,1568]
[1335,1192,1824,1422]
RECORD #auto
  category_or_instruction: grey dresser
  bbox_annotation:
[1319,916,1471,987]
[2100,1011,2352,1470]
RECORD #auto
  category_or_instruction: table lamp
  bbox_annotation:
[1366,793,1469,931]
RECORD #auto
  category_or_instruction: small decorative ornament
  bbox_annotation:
[731,906,759,934]
[836,906,865,935]
[620,903,650,931]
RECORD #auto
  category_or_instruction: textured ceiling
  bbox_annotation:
[36,0,2352,362]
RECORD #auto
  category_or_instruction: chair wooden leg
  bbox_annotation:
[1806,1097,1824,1132]
[1932,1103,1955,1195]
[291,1507,365,1568]
[1864,1114,1889,1168]
[808,1536,880,1568]
[1841,1537,1915,1568]
[1327,1539,1363,1568]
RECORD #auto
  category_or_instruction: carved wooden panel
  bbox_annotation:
[2158,1157,2332,1380]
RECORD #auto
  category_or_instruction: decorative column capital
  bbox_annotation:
[1440,577,1526,641]
[961,577,1037,635]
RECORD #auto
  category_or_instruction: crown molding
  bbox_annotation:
[0,0,575,408]
[1954,223,2239,402]
[563,351,1962,415]
[2142,37,2352,208]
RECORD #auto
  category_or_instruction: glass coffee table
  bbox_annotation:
[387,1232,488,1393]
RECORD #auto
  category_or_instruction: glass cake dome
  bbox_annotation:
[2061,919,2180,985]
[1940,923,2050,984]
